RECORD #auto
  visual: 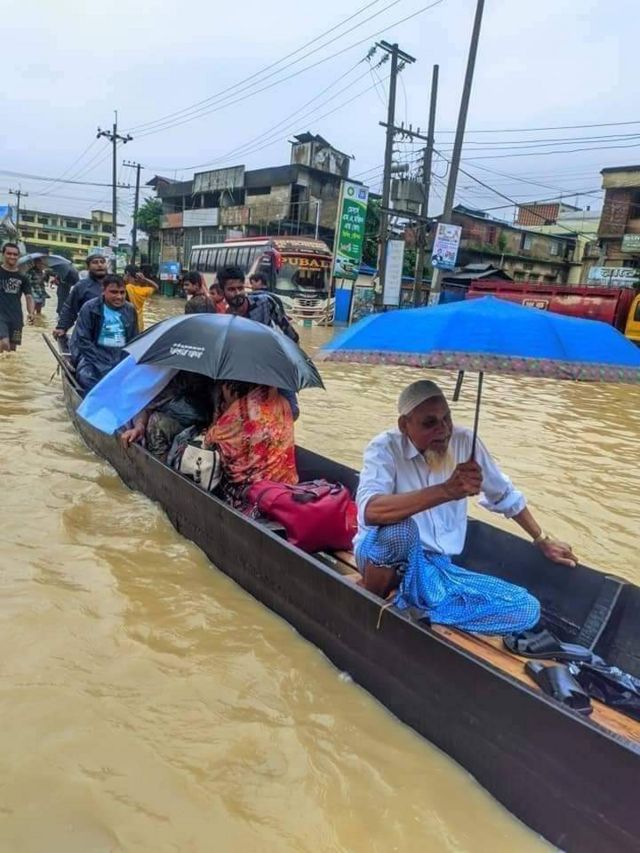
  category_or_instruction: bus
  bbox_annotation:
[189,236,334,324]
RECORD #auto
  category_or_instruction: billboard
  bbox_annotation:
[383,240,405,306]
[332,181,369,280]
[431,223,462,271]
[193,166,245,194]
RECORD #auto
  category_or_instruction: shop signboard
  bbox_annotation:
[183,208,219,227]
[621,234,640,253]
[332,181,369,280]
[587,266,639,287]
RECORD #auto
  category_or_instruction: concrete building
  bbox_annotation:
[516,204,601,284]
[152,134,352,266]
[18,208,114,264]
[516,201,581,227]
[596,165,640,283]
[440,206,579,284]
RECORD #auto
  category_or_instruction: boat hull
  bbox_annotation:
[62,378,640,852]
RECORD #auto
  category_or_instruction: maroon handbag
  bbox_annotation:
[246,479,357,553]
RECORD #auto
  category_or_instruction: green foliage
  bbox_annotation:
[497,232,508,253]
[135,198,162,235]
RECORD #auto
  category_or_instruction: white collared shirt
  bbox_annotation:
[354,426,526,557]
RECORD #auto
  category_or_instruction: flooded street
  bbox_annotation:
[0,296,638,853]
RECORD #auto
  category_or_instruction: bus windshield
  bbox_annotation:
[275,254,330,295]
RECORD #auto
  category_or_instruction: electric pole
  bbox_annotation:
[412,64,439,307]
[376,41,415,303]
[9,188,28,235]
[97,111,132,246]
[124,160,142,264]
[429,0,485,304]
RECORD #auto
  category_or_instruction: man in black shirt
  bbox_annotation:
[0,243,34,352]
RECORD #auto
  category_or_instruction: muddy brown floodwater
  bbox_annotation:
[0,296,638,852]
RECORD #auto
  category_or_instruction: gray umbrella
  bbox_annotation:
[18,253,75,275]
[125,313,324,392]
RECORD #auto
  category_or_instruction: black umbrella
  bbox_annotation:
[125,313,324,392]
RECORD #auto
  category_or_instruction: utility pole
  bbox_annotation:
[9,188,28,235]
[412,64,439,307]
[376,41,415,303]
[124,160,142,264]
[97,111,132,247]
[429,0,485,304]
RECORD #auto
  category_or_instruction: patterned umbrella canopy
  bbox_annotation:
[319,296,640,383]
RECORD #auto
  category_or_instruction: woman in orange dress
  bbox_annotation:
[204,381,298,504]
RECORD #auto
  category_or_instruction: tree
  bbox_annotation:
[135,198,162,235]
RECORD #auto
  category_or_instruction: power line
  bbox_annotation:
[0,169,130,188]
[128,0,407,135]
[132,0,445,139]
[434,119,640,135]
[151,58,368,172]
[460,140,640,162]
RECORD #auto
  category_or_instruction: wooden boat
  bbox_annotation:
[48,341,640,851]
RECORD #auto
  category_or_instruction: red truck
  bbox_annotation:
[465,279,640,342]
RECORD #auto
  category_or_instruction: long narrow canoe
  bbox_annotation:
[53,352,640,851]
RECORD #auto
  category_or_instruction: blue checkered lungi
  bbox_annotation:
[356,519,540,635]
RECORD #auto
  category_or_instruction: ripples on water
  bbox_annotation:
[1,298,638,851]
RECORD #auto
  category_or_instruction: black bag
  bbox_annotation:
[570,661,640,721]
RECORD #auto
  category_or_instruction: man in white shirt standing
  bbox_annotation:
[355,379,576,634]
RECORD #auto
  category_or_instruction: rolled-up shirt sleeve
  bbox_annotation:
[474,436,526,518]
[356,436,397,530]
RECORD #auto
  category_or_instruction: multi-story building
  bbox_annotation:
[595,165,640,284]
[439,205,579,284]
[151,134,353,266]
[516,203,600,284]
[17,208,114,264]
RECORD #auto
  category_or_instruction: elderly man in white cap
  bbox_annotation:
[354,379,576,634]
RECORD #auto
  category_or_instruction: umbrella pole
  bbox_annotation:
[470,371,483,460]
[452,370,464,402]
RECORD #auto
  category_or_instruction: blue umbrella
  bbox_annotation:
[319,296,640,453]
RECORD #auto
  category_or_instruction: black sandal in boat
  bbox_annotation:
[504,629,596,662]
[525,661,593,716]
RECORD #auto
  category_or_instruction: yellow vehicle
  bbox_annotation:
[625,292,640,344]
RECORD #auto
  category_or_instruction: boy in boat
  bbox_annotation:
[70,274,137,391]
[355,379,577,634]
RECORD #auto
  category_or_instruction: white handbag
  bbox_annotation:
[178,434,222,492]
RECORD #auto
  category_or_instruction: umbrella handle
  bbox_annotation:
[470,371,483,461]
[452,370,464,402]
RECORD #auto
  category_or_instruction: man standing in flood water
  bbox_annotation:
[0,242,34,352]
[355,379,576,633]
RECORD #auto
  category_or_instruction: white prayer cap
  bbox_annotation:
[397,380,445,416]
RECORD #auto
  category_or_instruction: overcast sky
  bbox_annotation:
[2,0,637,231]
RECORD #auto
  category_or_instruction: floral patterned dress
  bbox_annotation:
[204,386,298,500]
